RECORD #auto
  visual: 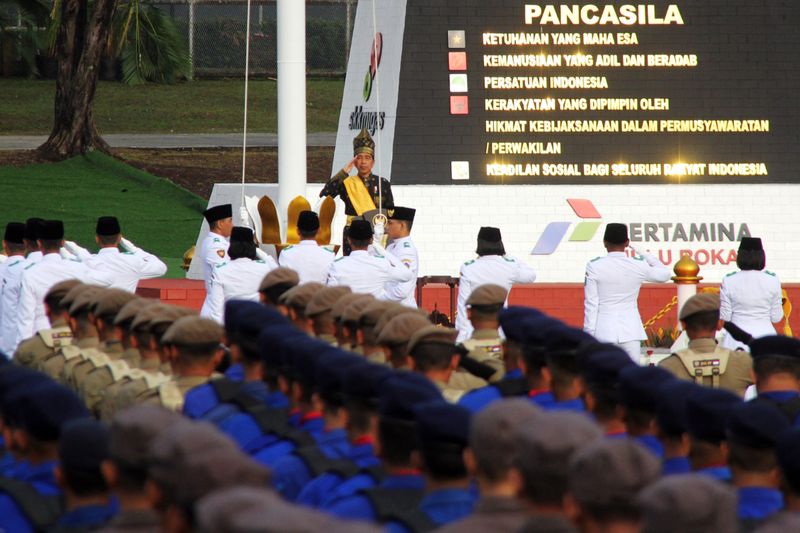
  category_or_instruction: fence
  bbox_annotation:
[155,0,356,78]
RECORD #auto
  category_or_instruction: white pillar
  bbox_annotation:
[277,0,307,239]
[675,284,698,321]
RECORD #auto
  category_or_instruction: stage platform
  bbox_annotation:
[136,279,800,334]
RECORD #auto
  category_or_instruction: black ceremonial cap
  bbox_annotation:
[727,401,789,449]
[24,218,45,241]
[738,237,763,252]
[749,335,800,361]
[297,211,320,233]
[96,216,121,236]
[603,223,628,245]
[477,226,502,242]
[40,220,65,240]
[4,222,26,244]
[349,219,373,240]
[203,204,233,224]
[230,226,254,243]
[388,207,416,223]
[686,387,741,443]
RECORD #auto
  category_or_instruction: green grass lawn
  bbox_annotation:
[0,152,206,277]
[0,78,343,134]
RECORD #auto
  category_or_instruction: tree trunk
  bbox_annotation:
[37,0,118,160]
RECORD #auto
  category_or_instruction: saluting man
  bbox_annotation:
[383,206,419,308]
[319,129,393,255]
[201,226,277,323]
[199,204,233,294]
[583,223,672,362]
[455,227,537,342]
[66,216,167,293]
[327,219,413,297]
[278,211,335,284]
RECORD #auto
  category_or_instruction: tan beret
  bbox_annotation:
[342,295,377,325]
[305,286,352,317]
[109,404,184,468]
[375,304,426,338]
[68,287,106,316]
[61,283,93,309]
[45,279,83,303]
[467,284,508,307]
[331,293,367,322]
[679,293,721,320]
[162,316,223,346]
[150,305,197,329]
[358,301,394,327]
[281,282,324,310]
[407,325,458,354]
[149,422,270,506]
[92,288,138,320]
[376,312,432,347]
[130,303,174,332]
[259,267,300,292]
[114,298,158,327]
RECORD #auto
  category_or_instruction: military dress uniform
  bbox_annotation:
[278,241,336,284]
[85,246,167,293]
[202,257,277,323]
[14,317,73,369]
[384,236,418,307]
[0,253,29,355]
[583,227,671,361]
[455,231,537,342]
[199,231,229,291]
[720,273,783,351]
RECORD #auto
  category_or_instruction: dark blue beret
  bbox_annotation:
[750,336,800,360]
[344,362,395,404]
[237,303,288,341]
[727,401,790,449]
[545,326,595,353]
[582,346,636,387]
[0,367,49,415]
[619,366,675,412]
[379,372,442,421]
[656,380,700,437]
[498,307,545,343]
[59,418,109,471]
[291,337,332,385]
[315,352,362,398]
[259,325,305,369]
[414,401,471,447]
[776,428,800,488]
[223,300,250,341]
[686,387,742,443]
[5,381,89,441]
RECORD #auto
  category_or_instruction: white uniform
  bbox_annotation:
[0,255,27,355]
[583,251,671,361]
[85,247,167,293]
[16,253,113,342]
[327,250,414,298]
[383,237,419,307]
[278,240,336,284]
[199,232,229,292]
[456,255,537,342]
[720,270,782,350]
[201,257,278,323]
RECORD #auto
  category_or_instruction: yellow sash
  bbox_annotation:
[343,176,377,216]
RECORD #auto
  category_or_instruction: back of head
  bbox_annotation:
[408,326,458,373]
[161,316,224,363]
[749,336,800,384]
[470,399,541,482]
[638,474,736,533]
[726,400,789,474]
[414,401,471,482]
[58,418,110,497]
[259,267,300,305]
[568,440,660,523]
[476,226,504,256]
[4,381,89,444]
[228,226,256,260]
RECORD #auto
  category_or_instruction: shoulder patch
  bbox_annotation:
[323,245,336,254]
[374,254,385,259]
[213,238,221,243]
[216,249,225,258]
[589,256,602,263]
[255,259,265,264]
[215,262,228,269]
[631,255,644,261]
[765,270,776,277]
[23,263,36,270]
[334,257,345,262]
[725,271,739,277]
[403,242,411,248]
[503,256,516,263]
[463,259,476,266]
[122,251,134,255]
[8,260,21,267]
[158,381,184,411]
[283,245,294,251]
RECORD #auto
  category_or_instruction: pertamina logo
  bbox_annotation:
[532,199,603,255]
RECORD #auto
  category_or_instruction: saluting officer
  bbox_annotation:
[201,227,278,323]
[199,204,233,293]
[383,206,419,308]
[278,211,335,284]
[583,223,671,362]
[319,129,393,255]
[0,222,29,355]
[455,227,537,342]
[326,220,413,298]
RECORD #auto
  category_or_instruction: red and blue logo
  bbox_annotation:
[532,199,604,255]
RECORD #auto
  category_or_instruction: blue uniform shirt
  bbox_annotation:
[326,472,425,521]
[272,428,351,501]
[698,465,733,482]
[549,398,586,412]
[386,487,477,533]
[634,435,664,458]
[224,363,245,382]
[662,456,692,476]
[738,487,784,520]
[458,370,526,413]
[0,460,60,533]
[296,439,379,507]
[759,391,800,426]
[252,413,326,468]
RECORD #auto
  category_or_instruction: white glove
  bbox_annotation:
[373,220,385,243]
[59,247,77,261]
[370,240,387,257]
[254,247,271,262]
[64,240,91,261]
[119,237,138,253]
[239,206,251,227]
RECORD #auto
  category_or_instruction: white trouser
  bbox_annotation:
[617,341,642,365]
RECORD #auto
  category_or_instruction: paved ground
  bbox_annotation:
[0,132,338,150]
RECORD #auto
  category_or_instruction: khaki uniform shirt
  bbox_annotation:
[64,341,124,391]
[40,337,100,382]
[14,319,73,369]
[435,379,466,404]
[99,359,170,422]
[658,337,754,397]
[138,374,216,411]
[460,328,506,382]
